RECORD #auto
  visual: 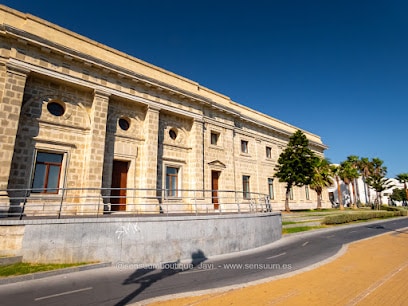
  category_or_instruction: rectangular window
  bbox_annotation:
[305,185,310,200]
[210,132,219,145]
[241,140,248,153]
[166,167,179,197]
[268,178,274,200]
[32,152,63,193]
[266,146,272,159]
[243,175,250,199]
[289,187,294,200]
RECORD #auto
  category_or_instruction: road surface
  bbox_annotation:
[0,217,407,305]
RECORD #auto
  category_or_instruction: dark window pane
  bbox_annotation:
[32,164,46,191]
[211,133,218,145]
[32,152,63,193]
[47,165,61,191]
[166,167,179,197]
[243,175,250,199]
[167,167,178,175]
[47,102,65,116]
[37,153,63,163]
[169,129,177,140]
[118,118,130,131]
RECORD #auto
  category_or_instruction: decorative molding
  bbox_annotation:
[208,160,226,169]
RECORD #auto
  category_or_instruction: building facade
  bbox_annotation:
[328,176,406,207]
[0,5,329,216]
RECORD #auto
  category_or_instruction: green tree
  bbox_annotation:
[339,159,359,208]
[310,157,333,209]
[330,164,344,210]
[365,159,390,209]
[371,158,387,177]
[357,157,373,205]
[395,173,408,204]
[366,176,394,209]
[345,155,361,207]
[274,130,316,212]
[389,188,407,203]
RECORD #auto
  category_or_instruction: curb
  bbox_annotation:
[0,262,111,285]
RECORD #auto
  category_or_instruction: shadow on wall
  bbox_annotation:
[114,249,207,306]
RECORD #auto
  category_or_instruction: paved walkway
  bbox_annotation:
[142,227,408,306]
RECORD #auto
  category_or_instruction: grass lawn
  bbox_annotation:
[282,226,326,234]
[0,262,92,278]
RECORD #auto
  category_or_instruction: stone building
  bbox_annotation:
[0,5,329,216]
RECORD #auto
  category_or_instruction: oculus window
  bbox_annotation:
[169,129,177,140]
[47,101,65,117]
[118,117,130,131]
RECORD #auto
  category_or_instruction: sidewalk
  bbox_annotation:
[144,227,408,306]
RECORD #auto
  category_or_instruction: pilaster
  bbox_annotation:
[0,64,29,214]
[189,119,204,198]
[78,89,110,214]
[139,106,160,211]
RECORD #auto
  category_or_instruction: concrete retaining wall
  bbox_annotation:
[0,212,281,264]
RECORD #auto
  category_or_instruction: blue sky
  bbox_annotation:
[3,0,407,178]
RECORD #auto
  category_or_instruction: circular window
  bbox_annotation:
[118,117,130,131]
[47,101,65,116]
[169,129,177,140]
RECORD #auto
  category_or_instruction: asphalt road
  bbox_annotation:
[0,217,407,306]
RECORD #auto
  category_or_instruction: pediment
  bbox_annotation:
[208,160,226,169]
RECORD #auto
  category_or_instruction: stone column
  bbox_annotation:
[0,64,29,214]
[138,106,160,212]
[78,89,110,215]
[189,119,204,198]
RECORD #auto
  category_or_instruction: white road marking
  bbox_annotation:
[181,268,217,274]
[34,287,93,301]
[348,261,408,305]
[267,252,286,259]
[302,241,309,247]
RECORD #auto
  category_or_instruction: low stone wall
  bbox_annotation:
[0,212,281,264]
[0,225,25,257]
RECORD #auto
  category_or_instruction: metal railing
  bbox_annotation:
[0,187,272,220]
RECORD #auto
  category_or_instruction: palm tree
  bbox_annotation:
[371,158,387,177]
[339,160,359,208]
[346,155,360,207]
[357,157,373,205]
[366,175,394,209]
[310,157,333,209]
[395,173,408,205]
[331,164,344,210]
[366,159,388,209]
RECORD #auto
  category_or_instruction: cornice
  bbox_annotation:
[1,19,327,151]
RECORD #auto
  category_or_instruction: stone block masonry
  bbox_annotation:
[0,5,329,215]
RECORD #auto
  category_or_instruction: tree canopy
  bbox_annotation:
[274,130,316,212]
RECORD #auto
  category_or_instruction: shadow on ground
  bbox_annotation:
[114,250,207,306]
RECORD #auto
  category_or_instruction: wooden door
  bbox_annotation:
[212,171,220,210]
[111,160,128,211]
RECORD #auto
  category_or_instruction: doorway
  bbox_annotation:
[211,171,220,210]
[111,160,128,211]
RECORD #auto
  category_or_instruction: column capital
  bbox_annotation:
[146,105,161,113]
[6,62,30,77]
[93,89,111,99]
[193,117,205,124]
